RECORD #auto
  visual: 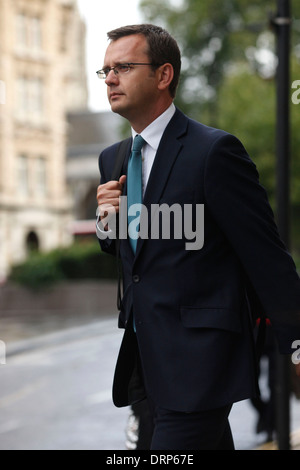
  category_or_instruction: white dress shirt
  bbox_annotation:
[131,102,176,196]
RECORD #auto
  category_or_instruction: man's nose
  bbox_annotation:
[105,70,119,86]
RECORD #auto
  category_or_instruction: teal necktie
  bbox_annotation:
[127,135,145,253]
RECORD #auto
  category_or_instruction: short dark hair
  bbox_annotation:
[107,24,181,98]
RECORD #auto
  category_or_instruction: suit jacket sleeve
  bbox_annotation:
[97,149,117,256]
[204,133,300,353]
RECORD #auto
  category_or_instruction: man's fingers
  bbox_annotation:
[97,180,121,193]
[97,177,126,218]
[97,184,123,205]
[98,195,121,207]
[97,202,118,217]
[97,187,122,201]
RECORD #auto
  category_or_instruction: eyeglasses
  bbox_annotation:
[96,62,162,80]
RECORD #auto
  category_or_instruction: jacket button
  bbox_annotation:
[133,275,140,283]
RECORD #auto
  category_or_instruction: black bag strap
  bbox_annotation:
[112,137,132,180]
[112,138,131,310]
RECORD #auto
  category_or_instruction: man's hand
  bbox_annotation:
[97,175,126,230]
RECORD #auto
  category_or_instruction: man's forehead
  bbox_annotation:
[104,34,148,63]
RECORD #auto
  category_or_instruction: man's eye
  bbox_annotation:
[118,64,130,72]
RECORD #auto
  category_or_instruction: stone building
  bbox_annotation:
[0,0,88,280]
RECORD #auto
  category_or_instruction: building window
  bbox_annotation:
[26,231,40,253]
[60,8,71,53]
[16,77,44,122]
[30,17,42,53]
[35,157,47,197]
[16,13,42,55]
[17,155,29,197]
[29,78,43,115]
[16,13,27,49]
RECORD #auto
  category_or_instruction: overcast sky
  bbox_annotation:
[77,0,142,111]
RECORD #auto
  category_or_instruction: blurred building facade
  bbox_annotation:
[0,0,88,280]
[66,111,123,238]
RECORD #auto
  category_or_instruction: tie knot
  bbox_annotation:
[132,135,145,153]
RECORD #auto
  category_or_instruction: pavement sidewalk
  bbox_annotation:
[255,429,300,450]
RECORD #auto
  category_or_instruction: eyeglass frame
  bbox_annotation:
[96,62,163,80]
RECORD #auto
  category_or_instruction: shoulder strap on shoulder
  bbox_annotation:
[111,137,131,312]
[111,137,132,180]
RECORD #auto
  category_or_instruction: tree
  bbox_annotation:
[140,0,300,125]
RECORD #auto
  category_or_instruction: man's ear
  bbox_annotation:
[157,63,174,92]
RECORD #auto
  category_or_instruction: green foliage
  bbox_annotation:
[9,242,117,289]
[10,255,64,290]
[140,0,300,125]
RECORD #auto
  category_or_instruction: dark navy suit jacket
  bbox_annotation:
[99,108,300,412]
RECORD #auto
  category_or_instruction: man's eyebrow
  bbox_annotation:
[102,61,124,69]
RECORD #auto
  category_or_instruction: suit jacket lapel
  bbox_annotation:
[122,139,132,197]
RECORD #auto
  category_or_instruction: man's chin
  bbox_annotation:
[110,101,128,118]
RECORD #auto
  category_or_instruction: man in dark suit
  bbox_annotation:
[96,24,300,450]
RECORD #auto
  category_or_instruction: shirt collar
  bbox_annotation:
[131,103,176,151]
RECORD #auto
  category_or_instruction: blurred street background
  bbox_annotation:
[1,280,300,451]
[1,0,300,451]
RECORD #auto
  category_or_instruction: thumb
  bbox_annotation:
[119,175,127,186]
